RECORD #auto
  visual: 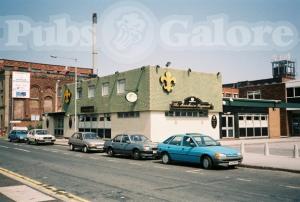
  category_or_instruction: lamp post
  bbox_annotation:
[50,55,78,132]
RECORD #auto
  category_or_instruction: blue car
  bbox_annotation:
[8,130,28,142]
[157,133,243,169]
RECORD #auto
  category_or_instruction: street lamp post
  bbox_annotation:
[50,55,78,133]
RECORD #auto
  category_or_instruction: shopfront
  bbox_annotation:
[49,66,223,142]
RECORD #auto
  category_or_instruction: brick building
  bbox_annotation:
[223,59,300,138]
[0,59,93,135]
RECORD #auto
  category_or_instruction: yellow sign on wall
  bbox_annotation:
[160,71,176,93]
[64,89,72,104]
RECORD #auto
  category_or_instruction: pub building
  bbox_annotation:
[43,66,222,142]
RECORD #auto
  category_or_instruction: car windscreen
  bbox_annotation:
[129,135,149,142]
[36,130,48,135]
[193,136,218,146]
[15,131,27,135]
[83,133,98,139]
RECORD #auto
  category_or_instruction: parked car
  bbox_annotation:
[68,132,105,153]
[157,133,243,169]
[27,129,56,145]
[104,134,158,160]
[8,130,28,142]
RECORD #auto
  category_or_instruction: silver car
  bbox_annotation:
[68,132,105,153]
[104,134,158,160]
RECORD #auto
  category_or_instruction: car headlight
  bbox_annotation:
[144,146,150,151]
[215,153,226,160]
[237,152,242,156]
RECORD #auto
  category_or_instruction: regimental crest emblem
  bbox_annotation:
[64,88,72,104]
[160,71,176,93]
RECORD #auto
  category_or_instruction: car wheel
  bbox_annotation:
[82,146,88,153]
[107,147,114,157]
[162,153,171,164]
[132,149,140,160]
[69,144,74,151]
[26,139,30,144]
[202,156,213,169]
[35,140,38,145]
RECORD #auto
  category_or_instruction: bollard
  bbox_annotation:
[240,142,245,155]
[264,142,269,156]
[293,144,299,158]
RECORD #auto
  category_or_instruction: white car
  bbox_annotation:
[27,129,56,145]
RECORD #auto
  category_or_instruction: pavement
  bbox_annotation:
[0,171,60,202]
[54,137,300,173]
[0,139,300,201]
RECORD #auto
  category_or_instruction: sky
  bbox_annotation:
[0,0,299,83]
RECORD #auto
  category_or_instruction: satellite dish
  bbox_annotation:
[126,92,138,103]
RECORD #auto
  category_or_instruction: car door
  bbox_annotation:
[77,133,85,148]
[111,135,122,154]
[69,133,77,145]
[179,136,199,163]
[9,131,15,140]
[121,135,131,155]
[166,136,183,161]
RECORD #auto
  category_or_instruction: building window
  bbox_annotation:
[88,85,95,98]
[19,67,28,72]
[295,87,300,97]
[77,88,82,99]
[57,87,62,97]
[117,79,126,94]
[247,91,261,99]
[4,66,13,71]
[287,88,294,98]
[117,111,139,118]
[165,110,208,117]
[102,83,109,96]
[225,93,232,97]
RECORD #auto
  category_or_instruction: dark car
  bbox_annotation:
[158,133,243,169]
[104,134,158,160]
[8,130,28,142]
[68,132,105,153]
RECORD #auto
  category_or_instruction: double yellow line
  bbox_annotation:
[0,167,89,202]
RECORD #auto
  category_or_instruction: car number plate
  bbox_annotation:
[96,146,103,149]
[153,150,157,154]
[229,161,238,165]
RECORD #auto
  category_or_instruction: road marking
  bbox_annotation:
[237,178,252,182]
[0,145,9,148]
[89,157,99,160]
[13,143,18,146]
[186,169,203,174]
[129,162,143,166]
[281,185,300,189]
[153,166,170,170]
[75,154,84,157]
[13,148,30,153]
[106,159,118,162]
[63,152,69,155]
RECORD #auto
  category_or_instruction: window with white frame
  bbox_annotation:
[117,79,126,94]
[102,83,109,96]
[76,88,82,99]
[247,90,261,99]
[88,85,95,98]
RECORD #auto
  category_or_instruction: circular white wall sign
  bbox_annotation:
[126,92,138,103]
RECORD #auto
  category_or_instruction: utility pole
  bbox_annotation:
[92,13,97,75]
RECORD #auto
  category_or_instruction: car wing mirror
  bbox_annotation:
[126,140,131,144]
